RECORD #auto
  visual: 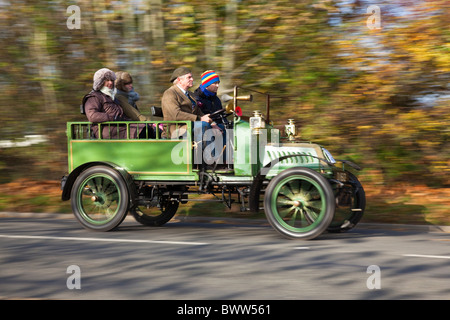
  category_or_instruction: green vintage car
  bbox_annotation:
[61,86,365,240]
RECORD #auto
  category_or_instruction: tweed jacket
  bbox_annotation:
[161,85,204,121]
[161,85,205,137]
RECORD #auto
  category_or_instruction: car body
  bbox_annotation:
[61,86,365,240]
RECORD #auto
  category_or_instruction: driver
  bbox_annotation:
[193,70,224,127]
[162,67,226,166]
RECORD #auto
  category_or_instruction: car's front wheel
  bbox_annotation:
[264,167,335,240]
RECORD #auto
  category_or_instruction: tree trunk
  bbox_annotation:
[221,0,238,91]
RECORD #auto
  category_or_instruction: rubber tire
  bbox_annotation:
[71,165,129,231]
[264,167,335,240]
[327,172,366,233]
[131,200,179,226]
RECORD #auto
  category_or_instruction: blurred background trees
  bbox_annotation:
[0,0,448,186]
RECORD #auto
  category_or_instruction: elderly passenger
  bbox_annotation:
[115,71,151,121]
[83,68,142,139]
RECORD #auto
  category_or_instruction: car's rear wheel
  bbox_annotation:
[131,199,179,227]
[71,166,129,231]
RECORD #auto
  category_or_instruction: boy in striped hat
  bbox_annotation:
[194,70,223,123]
[194,70,227,166]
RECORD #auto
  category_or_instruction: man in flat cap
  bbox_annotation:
[162,67,212,126]
[162,67,225,166]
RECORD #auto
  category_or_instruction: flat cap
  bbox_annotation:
[170,67,191,82]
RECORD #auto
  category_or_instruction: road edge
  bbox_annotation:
[1,211,450,234]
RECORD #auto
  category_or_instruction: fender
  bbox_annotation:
[61,162,137,208]
[248,154,333,212]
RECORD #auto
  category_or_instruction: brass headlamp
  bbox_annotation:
[250,111,266,134]
[285,119,296,141]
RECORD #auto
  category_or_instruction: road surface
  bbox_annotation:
[1,213,450,300]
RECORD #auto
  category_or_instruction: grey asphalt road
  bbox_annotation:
[1,213,450,300]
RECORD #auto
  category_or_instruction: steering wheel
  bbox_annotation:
[209,108,226,118]
[209,108,236,120]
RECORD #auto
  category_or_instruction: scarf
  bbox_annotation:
[100,86,116,100]
[199,85,216,98]
[116,89,140,108]
[128,89,140,105]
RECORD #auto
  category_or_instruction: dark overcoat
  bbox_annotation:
[84,91,141,139]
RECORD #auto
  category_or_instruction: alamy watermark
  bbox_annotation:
[65,4,381,31]
[64,263,380,291]
[366,5,382,30]
[170,128,281,173]
[66,5,81,30]
[366,265,381,289]
[66,265,81,290]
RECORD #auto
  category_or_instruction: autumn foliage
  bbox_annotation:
[0,0,449,188]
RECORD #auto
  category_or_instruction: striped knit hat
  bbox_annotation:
[200,70,220,88]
